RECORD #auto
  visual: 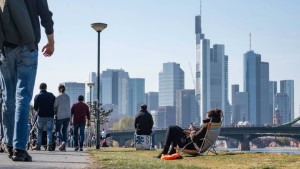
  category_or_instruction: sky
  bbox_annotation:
[34,0,300,116]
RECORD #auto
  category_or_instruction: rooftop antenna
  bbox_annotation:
[249,33,252,51]
[200,0,202,16]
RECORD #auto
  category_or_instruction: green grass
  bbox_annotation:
[88,147,300,169]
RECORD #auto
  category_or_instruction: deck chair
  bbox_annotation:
[176,118,223,156]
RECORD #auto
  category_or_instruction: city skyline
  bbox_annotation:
[32,0,300,117]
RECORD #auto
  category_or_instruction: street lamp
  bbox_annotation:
[87,82,95,108]
[91,22,107,149]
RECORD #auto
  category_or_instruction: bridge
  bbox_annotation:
[110,126,300,151]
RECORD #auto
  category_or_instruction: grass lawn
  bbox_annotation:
[88,147,300,169]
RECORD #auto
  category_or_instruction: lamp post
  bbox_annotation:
[87,82,95,108]
[91,23,107,149]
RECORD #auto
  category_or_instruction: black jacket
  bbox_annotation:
[134,110,154,135]
[34,90,55,118]
[0,0,53,50]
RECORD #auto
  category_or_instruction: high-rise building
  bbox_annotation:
[275,93,290,123]
[61,82,85,107]
[157,106,176,128]
[280,80,294,119]
[129,78,145,116]
[269,81,277,116]
[231,84,239,124]
[195,12,228,125]
[243,51,269,126]
[101,69,129,115]
[235,92,249,122]
[145,92,158,111]
[86,72,97,103]
[159,62,184,107]
[260,62,270,125]
[175,89,196,128]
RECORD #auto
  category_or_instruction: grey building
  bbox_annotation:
[269,81,277,117]
[235,92,249,122]
[243,50,269,126]
[145,92,158,111]
[275,93,290,123]
[61,82,85,107]
[195,13,229,125]
[159,62,184,107]
[156,106,176,128]
[101,69,129,116]
[280,80,294,120]
[129,78,145,116]
[175,89,196,128]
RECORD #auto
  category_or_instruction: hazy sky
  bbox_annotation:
[34,0,300,116]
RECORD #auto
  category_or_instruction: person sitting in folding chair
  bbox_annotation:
[153,109,222,158]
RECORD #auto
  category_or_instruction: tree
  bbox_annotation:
[112,116,134,130]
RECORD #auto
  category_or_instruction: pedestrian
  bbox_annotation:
[32,83,56,151]
[134,104,155,148]
[54,84,71,151]
[70,95,90,151]
[0,0,54,161]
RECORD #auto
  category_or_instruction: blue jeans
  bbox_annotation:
[55,118,70,143]
[36,117,54,147]
[73,124,85,148]
[0,47,38,150]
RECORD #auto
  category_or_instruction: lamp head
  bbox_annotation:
[91,23,107,32]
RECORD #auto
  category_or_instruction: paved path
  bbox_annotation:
[0,147,92,169]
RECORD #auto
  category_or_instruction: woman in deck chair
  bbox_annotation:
[153,109,222,158]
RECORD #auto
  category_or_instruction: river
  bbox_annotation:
[217,147,300,154]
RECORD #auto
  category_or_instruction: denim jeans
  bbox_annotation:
[36,117,54,147]
[0,47,38,150]
[55,118,70,143]
[73,124,85,148]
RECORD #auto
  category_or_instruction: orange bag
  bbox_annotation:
[161,153,181,160]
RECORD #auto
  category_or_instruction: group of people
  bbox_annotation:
[32,83,91,152]
[134,103,223,159]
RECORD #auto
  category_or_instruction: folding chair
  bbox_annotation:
[176,118,223,156]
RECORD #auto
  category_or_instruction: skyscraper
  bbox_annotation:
[280,80,294,119]
[86,72,97,103]
[129,78,145,116]
[159,62,184,107]
[269,81,277,117]
[195,11,229,125]
[61,82,85,107]
[275,93,290,123]
[101,69,129,115]
[243,51,269,126]
[175,89,196,128]
[145,92,159,111]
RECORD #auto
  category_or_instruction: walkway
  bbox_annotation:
[0,147,91,169]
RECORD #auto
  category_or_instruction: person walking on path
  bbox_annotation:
[33,83,56,151]
[54,84,71,151]
[0,0,54,161]
[70,95,90,151]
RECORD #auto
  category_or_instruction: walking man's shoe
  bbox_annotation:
[74,146,79,151]
[12,149,32,162]
[79,147,83,151]
[32,146,41,151]
[48,146,54,151]
[4,145,13,159]
[59,142,66,151]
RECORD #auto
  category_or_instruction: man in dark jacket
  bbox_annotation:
[33,83,55,151]
[71,95,90,151]
[134,104,155,148]
[0,0,54,161]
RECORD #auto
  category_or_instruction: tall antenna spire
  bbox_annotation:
[200,0,202,16]
[249,33,252,51]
